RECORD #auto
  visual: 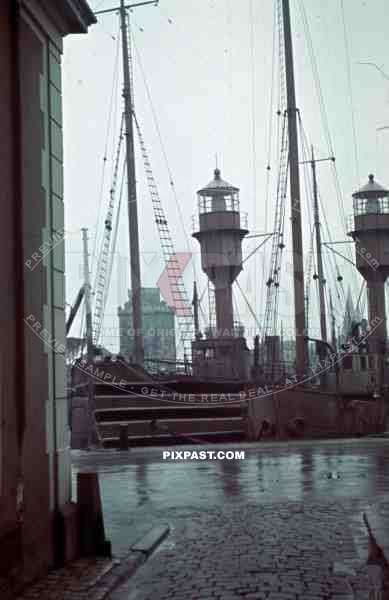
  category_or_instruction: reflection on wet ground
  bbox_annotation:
[72,439,389,557]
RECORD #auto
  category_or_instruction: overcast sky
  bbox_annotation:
[63,0,389,352]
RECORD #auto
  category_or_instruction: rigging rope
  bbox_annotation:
[92,23,121,266]
[134,113,194,360]
[196,284,208,330]
[103,160,126,327]
[262,0,288,348]
[340,0,361,188]
[263,113,289,343]
[236,280,263,336]
[298,111,347,324]
[249,0,258,316]
[356,280,366,318]
[297,0,360,300]
[92,115,125,346]
[131,34,196,284]
[261,0,278,325]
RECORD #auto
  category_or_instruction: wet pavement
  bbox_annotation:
[72,439,389,599]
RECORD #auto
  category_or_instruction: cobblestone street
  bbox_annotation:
[70,439,389,599]
[109,502,377,600]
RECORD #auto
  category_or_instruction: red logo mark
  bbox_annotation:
[157,253,192,316]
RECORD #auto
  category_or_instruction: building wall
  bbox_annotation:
[20,0,73,569]
[19,10,53,577]
[0,0,94,585]
[0,1,23,577]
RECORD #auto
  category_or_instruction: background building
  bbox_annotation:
[118,288,176,367]
[0,0,95,587]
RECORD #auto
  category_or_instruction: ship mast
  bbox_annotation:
[95,0,158,366]
[119,0,143,365]
[281,0,308,379]
[311,150,326,343]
